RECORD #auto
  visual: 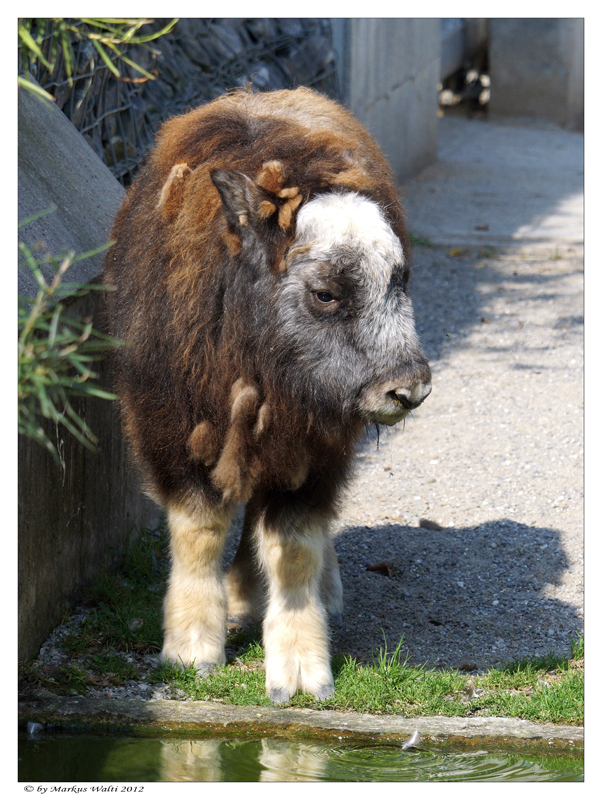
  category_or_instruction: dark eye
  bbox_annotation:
[316,291,335,303]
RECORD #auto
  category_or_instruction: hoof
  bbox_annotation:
[315,684,335,701]
[227,615,258,632]
[194,661,217,677]
[269,688,291,705]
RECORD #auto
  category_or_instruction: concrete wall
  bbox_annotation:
[489,19,584,131]
[332,18,441,183]
[18,88,158,663]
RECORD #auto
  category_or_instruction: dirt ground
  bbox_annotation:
[314,241,584,670]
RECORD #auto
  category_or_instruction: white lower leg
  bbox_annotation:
[162,503,231,671]
[258,519,334,701]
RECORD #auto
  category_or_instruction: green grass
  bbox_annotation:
[19,525,583,725]
[61,525,167,658]
[148,634,583,724]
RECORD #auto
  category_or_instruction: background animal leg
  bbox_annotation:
[224,499,266,626]
[161,503,231,674]
[321,534,343,625]
[258,513,334,703]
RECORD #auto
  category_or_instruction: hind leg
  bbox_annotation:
[161,502,232,674]
[321,534,343,625]
[224,499,266,626]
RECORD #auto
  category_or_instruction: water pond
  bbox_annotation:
[19,732,583,782]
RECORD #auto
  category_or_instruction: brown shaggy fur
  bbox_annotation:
[103,87,407,513]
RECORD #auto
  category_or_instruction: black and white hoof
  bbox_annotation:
[269,688,291,705]
[315,684,335,701]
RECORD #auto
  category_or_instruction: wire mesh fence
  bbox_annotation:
[20,18,340,185]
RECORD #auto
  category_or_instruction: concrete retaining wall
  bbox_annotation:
[489,18,584,131]
[18,88,158,663]
[332,18,441,183]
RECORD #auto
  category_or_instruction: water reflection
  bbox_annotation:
[19,734,583,782]
[258,739,329,781]
[159,739,223,782]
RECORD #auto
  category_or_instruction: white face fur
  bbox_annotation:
[271,191,425,424]
[290,191,419,363]
[293,191,405,302]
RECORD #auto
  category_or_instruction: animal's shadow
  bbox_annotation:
[329,519,582,670]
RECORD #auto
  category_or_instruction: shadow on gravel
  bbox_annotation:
[331,519,582,671]
[408,245,583,364]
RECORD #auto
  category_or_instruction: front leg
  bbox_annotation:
[256,505,334,704]
[161,502,232,674]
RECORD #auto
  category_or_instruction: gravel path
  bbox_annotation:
[329,240,584,669]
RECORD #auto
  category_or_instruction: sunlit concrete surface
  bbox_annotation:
[402,116,583,247]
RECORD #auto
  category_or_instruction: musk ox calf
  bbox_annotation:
[103,87,431,703]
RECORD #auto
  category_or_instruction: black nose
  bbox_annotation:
[387,382,432,410]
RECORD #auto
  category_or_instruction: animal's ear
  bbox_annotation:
[210,169,261,232]
[211,166,302,273]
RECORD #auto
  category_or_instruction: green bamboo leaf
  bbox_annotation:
[18,242,46,281]
[81,18,150,29]
[117,53,155,80]
[48,24,60,70]
[18,417,60,462]
[18,25,52,68]
[59,27,75,83]
[58,411,98,451]
[19,205,57,228]
[66,355,97,373]
[48,304,62,346]
[18,76,56,103]
[129,18,178,44]
[62,401,98,444]
[37,383,56,419]
[85,387,118,401]
[91,39,121,77]
[78,18,127,32]
[101,39,123,56]
[88,18,151,23]
[71,240,115,261]
[86,387,118,400]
